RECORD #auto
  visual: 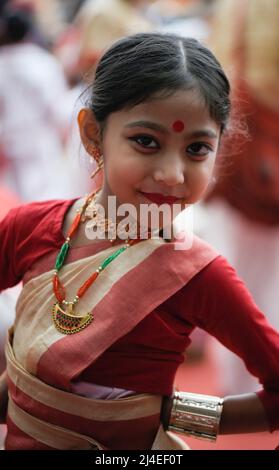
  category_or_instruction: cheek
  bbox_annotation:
[189,163,214,195]
[104,152,147,198]
[121,162,145,183]
[103,133,148,188]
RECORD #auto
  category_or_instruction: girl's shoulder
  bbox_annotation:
[0,199,78,289]
[4,198,77,246]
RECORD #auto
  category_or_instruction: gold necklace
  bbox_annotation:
[52,190,139,335]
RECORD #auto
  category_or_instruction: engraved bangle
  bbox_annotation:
[168,391,224,442]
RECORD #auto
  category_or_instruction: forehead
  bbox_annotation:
[109,89,218,131]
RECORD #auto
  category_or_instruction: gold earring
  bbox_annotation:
[90,146,101,164]
[88,145,103,179]
[90,157,104,179]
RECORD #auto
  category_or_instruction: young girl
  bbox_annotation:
[0,32,278,450]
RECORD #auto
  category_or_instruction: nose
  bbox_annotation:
[153,158,185,186]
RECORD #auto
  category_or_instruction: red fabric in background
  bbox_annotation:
[208,86,279,225]
[0,187,20,221]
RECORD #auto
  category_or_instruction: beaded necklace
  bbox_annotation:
[52,190,139,335]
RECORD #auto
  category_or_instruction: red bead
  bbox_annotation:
[53,273,66,302]
[67,213,81,239]
[77,271,99,298]
[172,120,185,133]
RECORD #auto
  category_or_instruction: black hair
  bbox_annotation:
[88,33,231,133]
[0,3,33,44]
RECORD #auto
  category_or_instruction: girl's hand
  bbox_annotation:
[0,370,8,424]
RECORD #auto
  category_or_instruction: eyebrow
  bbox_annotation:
[189,130,218,139]
[124,120,167,133]
[124,120,218,139]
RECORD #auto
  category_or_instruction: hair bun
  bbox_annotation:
[1,7,32,42]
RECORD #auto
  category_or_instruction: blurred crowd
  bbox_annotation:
[0,0,279,410]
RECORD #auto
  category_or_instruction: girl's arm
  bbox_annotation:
[220,393,269,434]
[162,391,269,436]
[0,370,8,424]
[167,255,279,435]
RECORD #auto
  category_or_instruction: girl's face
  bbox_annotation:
[81,88,221,229]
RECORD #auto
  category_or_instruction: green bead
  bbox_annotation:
[55,242,70,270]
[100,247,126,270]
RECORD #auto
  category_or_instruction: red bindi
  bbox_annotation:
[172,120,185,133]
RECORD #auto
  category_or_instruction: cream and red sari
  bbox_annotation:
[5,235,218,450]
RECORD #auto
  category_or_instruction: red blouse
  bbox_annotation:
[1,199,279,432]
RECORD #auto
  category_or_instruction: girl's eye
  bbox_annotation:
[187,142,213,158]
[129,135,159,149]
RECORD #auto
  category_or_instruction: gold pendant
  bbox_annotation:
[52,302,94,335]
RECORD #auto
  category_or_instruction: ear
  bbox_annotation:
[78,108,102,152]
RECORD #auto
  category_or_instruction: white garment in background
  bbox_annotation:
[195,200,279,394]
[0,286,20,374]
[0,284,20,448]
[145,0,210,42]
[159,16,209,42]
[0,42,77,201]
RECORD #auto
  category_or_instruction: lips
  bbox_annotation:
[139,191,182,205]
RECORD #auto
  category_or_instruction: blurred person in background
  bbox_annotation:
[11,0,66,47]
[58,1,87,24]
[195,0,279,394]
[146,0,216,42]
[0,186,20,448]
[0,0,79,201]
[55,0,153,86]
[0,186,20,375]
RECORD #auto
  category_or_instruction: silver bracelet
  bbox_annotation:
[168,391,224,442]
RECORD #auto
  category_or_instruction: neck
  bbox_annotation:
[94,187,111,217]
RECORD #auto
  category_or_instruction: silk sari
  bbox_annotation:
[5,235,217,450]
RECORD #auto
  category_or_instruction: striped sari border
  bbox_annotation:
[6,332,162,421]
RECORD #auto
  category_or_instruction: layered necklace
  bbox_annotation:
[52,189,140,335]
